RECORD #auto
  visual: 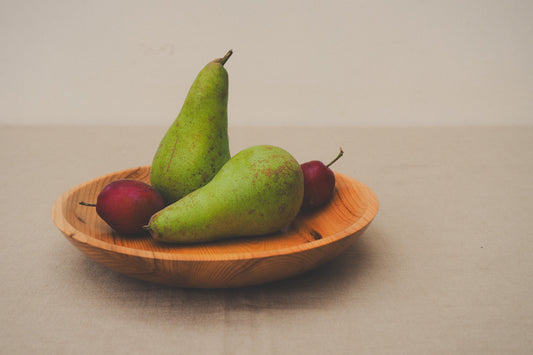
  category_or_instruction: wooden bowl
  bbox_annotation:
[51,166,379,288]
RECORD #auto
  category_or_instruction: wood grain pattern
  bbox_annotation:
[51,166,379,288]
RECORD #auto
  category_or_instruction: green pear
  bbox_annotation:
[150,50,233,203]
[146,145,304,244]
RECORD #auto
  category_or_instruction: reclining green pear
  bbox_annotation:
[146,145,304,244]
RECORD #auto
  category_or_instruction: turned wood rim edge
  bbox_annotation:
[51,166,379,262]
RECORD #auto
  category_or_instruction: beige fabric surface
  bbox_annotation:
[1,126,532,354]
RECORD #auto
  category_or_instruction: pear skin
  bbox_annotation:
[150,50,233,203]
[146,145,304,244]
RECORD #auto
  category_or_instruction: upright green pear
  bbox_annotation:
[146,145,304,244]
[150,50,233,203]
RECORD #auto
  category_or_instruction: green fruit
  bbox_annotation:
[150,50,233,203]
[146,145,304,244]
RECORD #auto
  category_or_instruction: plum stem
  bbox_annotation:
[326,148,344,168]
[218,50,233,66]
[79,201,97,207]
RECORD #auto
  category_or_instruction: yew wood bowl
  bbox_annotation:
[51,166,379,288]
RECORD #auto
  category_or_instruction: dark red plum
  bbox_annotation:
[301,148,344,211]
[80,179,166,234]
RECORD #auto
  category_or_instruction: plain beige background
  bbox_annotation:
[2,0,533,127]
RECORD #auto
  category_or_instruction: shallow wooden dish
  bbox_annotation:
[51,166,379,288]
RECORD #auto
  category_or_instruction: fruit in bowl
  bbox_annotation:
[301,148,344,211]
[80,179,165,234]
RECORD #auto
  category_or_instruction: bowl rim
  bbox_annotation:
[51,166,379,262]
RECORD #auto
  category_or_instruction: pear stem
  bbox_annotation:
[326,148,344,168]
[79,201,97,207]
[218,50,233,66]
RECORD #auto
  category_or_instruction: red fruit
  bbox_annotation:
[80,179,166,234]
[301,148,343,211]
